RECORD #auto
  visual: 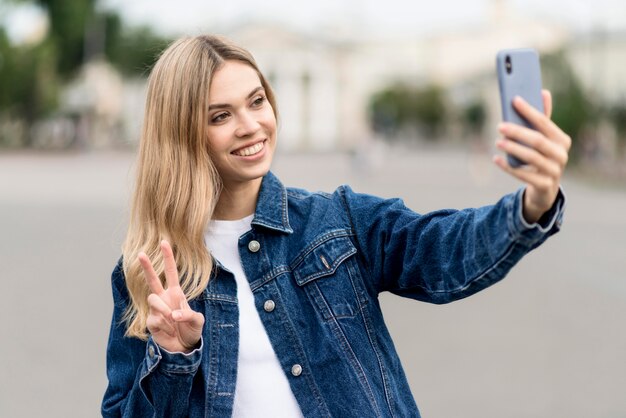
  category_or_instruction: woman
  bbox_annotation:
[102,35,569,417]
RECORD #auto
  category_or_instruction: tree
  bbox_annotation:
[412,84,446,138]
[369,83,447,141]
[541,50,596,162]
[461,99,487,136]
[7,0,97,78]
[0,26,59,146]
[103,13,171,76]
[0,0,171,147]
[609,102,626,155]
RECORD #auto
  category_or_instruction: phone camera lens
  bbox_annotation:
[505,55,512,74]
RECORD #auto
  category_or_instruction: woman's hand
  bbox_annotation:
[493,90,571,224]
[138,240,205,353]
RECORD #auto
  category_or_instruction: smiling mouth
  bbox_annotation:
[232,140,265,157]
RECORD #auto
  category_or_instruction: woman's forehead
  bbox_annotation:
[209,61,262,103]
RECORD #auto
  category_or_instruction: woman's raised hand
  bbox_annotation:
[138,240,205,353]
[494,90,571,224]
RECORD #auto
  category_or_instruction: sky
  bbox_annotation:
[2,0,625,44]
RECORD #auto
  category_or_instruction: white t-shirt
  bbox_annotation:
[205,215,303,418]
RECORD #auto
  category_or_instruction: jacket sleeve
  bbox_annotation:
[340,186,565,304]
[101,259,203,418]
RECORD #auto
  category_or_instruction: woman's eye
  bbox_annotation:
[211,113,229,123]
[252,96,266,107]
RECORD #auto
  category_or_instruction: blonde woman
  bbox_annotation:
[102,35,570,417]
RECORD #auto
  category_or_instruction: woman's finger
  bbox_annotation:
[172,309,205,331]
[146,313,176,337]
[139,252,164,295]
[498,124,569,168]
[541,89,552,119]
[147,293,177,336]
[493,155,556,192]
[496,138,561,179]
[147,293,173,316]
[160,240,181,290]
[512,96,571,150]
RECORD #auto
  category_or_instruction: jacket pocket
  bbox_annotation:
[292,235,365,320]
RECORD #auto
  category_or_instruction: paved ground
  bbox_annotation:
[1,145,624,417]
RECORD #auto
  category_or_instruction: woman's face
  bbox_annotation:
[206,60,277,189]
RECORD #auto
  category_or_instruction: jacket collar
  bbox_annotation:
[252,171,293,234]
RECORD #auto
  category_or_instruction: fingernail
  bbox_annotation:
[173,311,182,320]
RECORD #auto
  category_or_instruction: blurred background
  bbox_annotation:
[0,0,625,417]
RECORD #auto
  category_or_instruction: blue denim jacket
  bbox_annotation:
[102,172,565,417]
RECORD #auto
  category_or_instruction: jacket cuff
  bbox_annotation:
[508,186,566,245]
[145,336,203,375]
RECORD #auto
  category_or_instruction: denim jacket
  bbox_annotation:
[102,172,565,417]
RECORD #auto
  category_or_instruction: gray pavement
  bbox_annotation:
[1,145,624,417]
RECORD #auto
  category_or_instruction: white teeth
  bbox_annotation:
[234,141,264,156]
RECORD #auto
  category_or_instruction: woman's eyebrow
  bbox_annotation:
[208,86,264,111]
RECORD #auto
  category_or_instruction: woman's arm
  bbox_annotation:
[341,184,564,305]
[341,89,568,304]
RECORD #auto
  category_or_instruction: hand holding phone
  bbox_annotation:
[496,48,544,167]
[493,48,571,224]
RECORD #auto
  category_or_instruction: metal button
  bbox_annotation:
[148,345,155,358]
[320,255,331,270]
[248,240,260,253]
[263,299,275,312]
[291,364,302,377]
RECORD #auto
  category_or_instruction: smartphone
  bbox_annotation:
[496,48,544,167]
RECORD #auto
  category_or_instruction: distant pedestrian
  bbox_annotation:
[102,34,570,417]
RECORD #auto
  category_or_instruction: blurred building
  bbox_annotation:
[56,0,626,151]
[225,0,568,150]
[567,29,626,105]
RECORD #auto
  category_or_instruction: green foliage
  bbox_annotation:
[369,83,447,140]
[6,1,170,78]
[541,50,595,161]
[0,0,172,147]
[461,99,487,135]
[0,27,58,145]
[29,0,96,78]
[0,29,14,111]
[609,102,626,141]
[104,13,171,76]
[413,85,447,137]
[368,84,409,135]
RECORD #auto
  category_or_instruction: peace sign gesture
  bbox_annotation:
[138,240,205,353]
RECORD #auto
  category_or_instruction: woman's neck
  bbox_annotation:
[213,177,262,221]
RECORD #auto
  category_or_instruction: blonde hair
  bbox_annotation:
[122,35,277,339]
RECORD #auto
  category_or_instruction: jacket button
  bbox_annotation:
[263,299,275,312]
[291,364,302,377]
[248,240,261,253]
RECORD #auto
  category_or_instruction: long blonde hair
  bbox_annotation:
[122,35,277,339]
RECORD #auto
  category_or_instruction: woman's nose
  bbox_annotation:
[235,111,260,137]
